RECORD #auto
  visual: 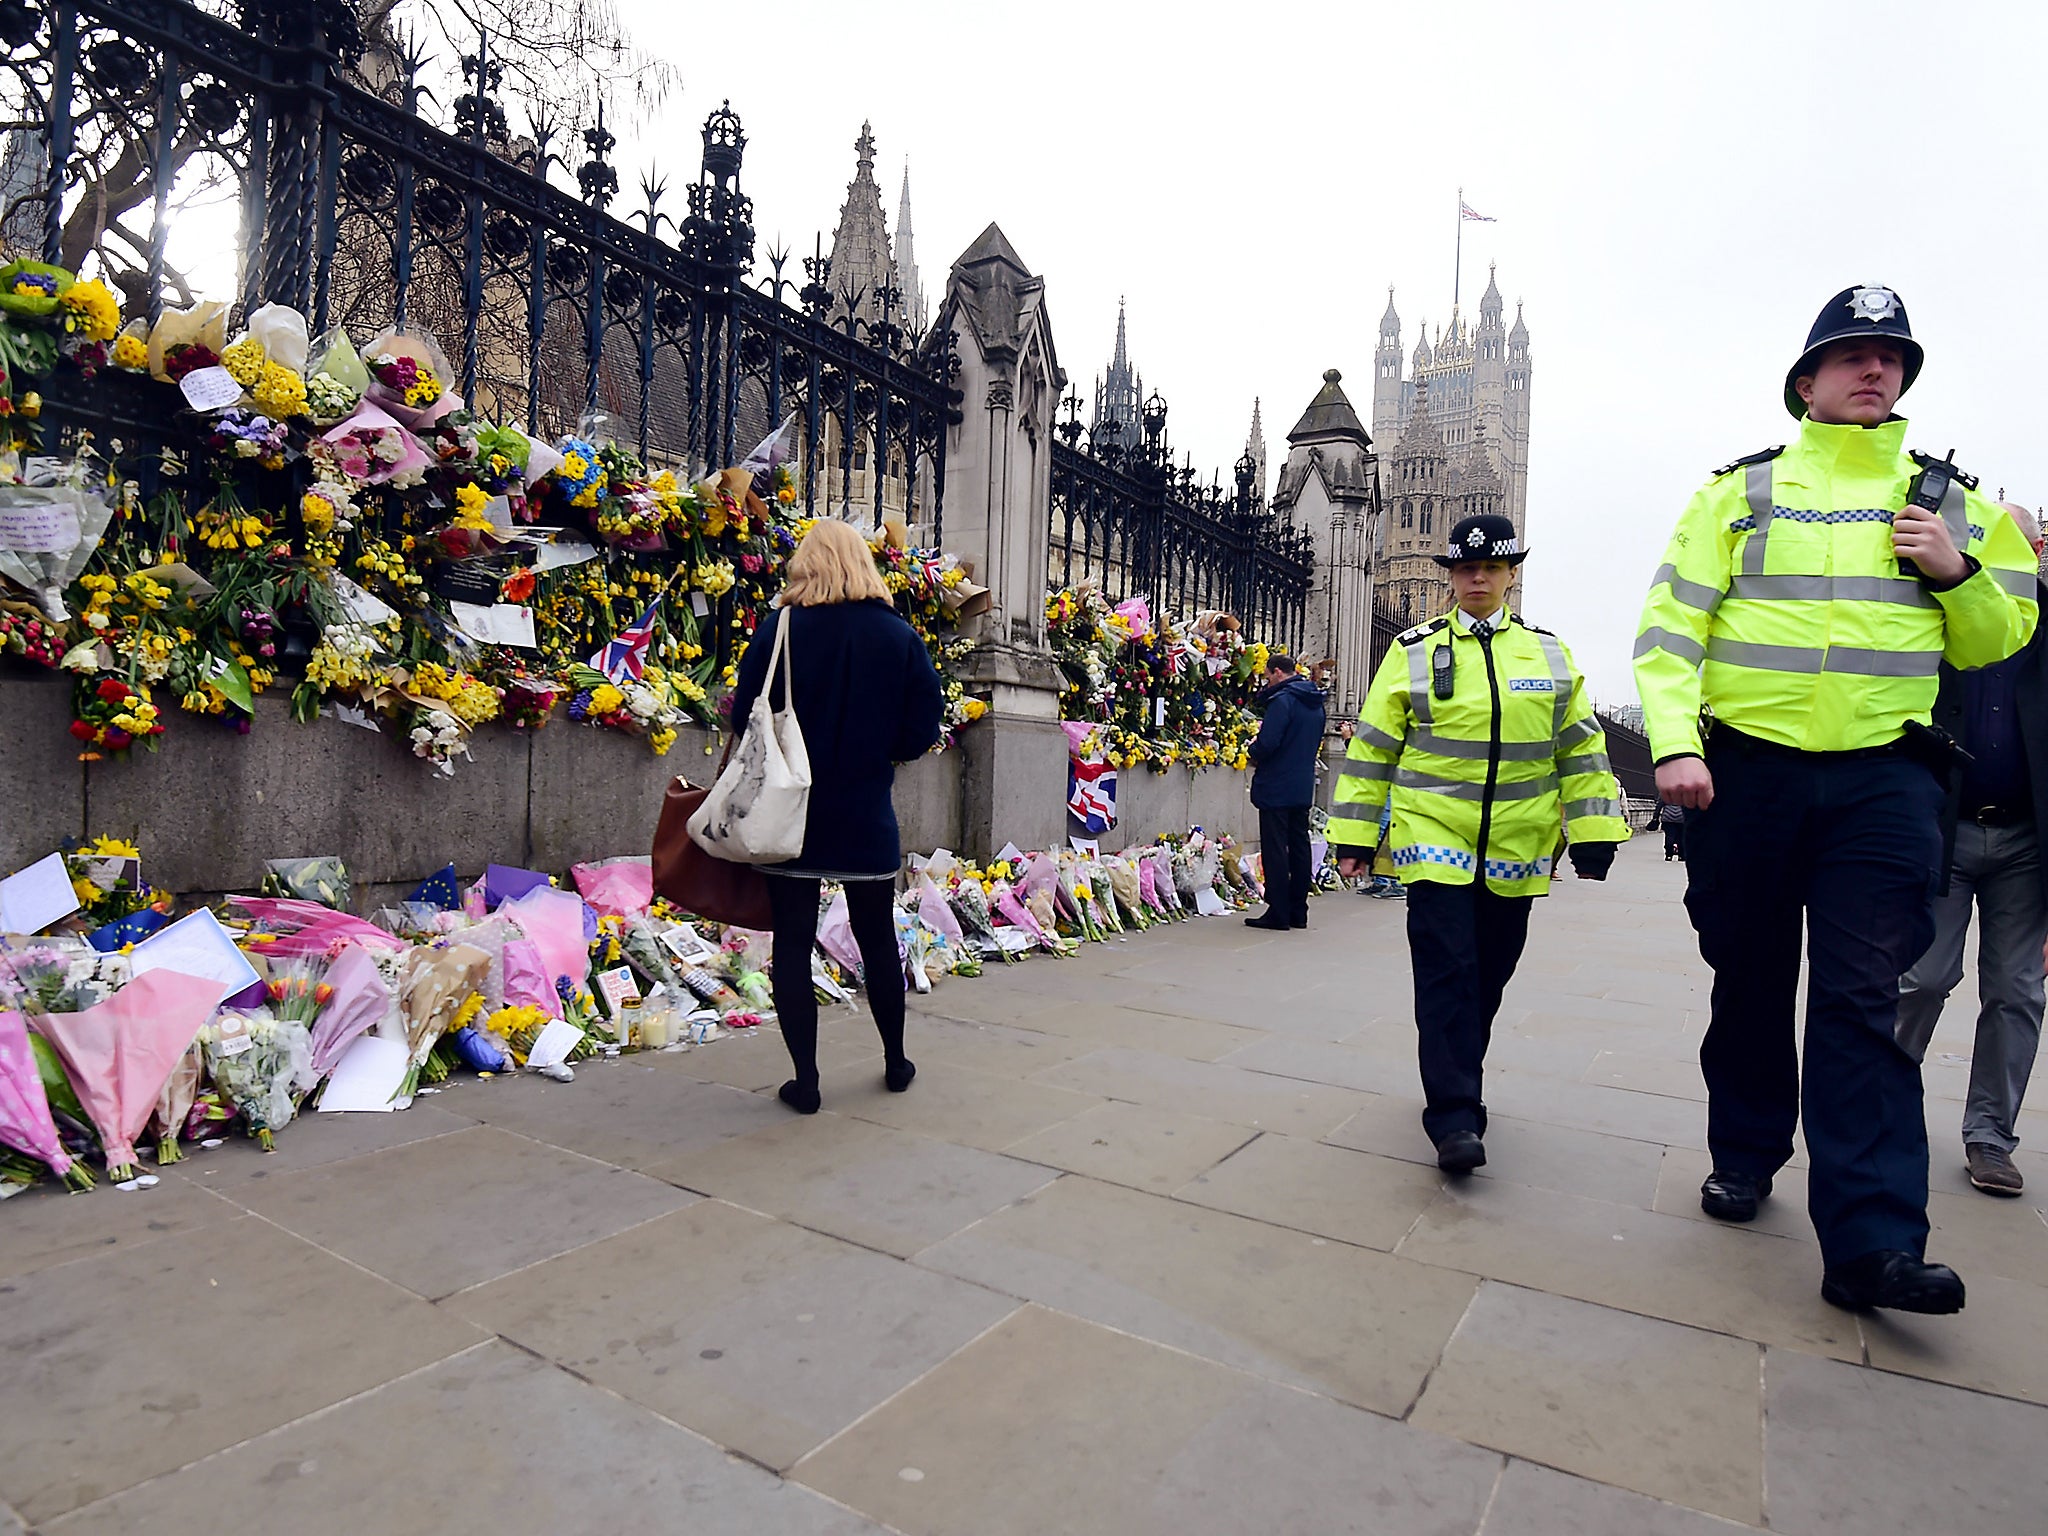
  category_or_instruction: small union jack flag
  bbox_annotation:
[587,596,661,682]
[1459,199,1495,223]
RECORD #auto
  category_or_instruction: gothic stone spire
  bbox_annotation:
[826,120,900,328]
[894,158,925,330]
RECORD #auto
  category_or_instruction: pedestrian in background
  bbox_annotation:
[727,518,944,1115]
[1660,800,1686,862]
[1332,514,1629,1173]
[1896,502,2048,1197]
[1245,653,1326,931]
[1635,285,2038,1315]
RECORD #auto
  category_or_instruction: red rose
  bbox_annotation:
[96,678,129,702]
[69,719,95,740]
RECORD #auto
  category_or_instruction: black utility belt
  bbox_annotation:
[1967,805,2033,827]
[1709,725,1898,762]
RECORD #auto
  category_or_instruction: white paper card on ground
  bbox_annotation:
[330,573,398,625]
[318,1034,409,1111]
[534,537,598,572]
[177,366,244,412]
[1194,887,1229,916]
[449,600,537,648]
[0,494,80,553]
[690,590,710,616]
[1069,837,1100,857]
[324,703,381,731]
[525,1018,584,1070]
[128,908,260,1007]
[595,965,641,1016]
[0,851,80,933]
[996,841,1026,866]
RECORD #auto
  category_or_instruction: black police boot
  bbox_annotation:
[1436,1131,1486,1175]
[1244,912,1290,931]
[1700,1170,1771,1222]
[1820,1251,1966,1315]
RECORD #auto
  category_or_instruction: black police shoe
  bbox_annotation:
[1700,1170,1771,1222]
[1436,1131,1486,1174]
[1820,1251,1966,1315]
[1243,913,1291,931]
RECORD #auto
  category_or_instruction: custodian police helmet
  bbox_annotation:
[1783,285,1924,419]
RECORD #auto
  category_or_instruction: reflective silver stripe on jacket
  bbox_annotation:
[1653,563,1726,615]
[1727,573,1937,608]
[1351,720,1404,754]
[1406,638,1437,727]
[1993,567,2039,599]
[1559,750,1613,777]
[1738,460,1775,575]
[1935,471,1971,556]
[1704,637,1943,677]
[1396,767,1559,801]
[1535,633,1574,739]
[1339,758,1395,782]
[1565,797,1624,820]
[1557,715,1600,751]
[1634,626,1706,664]
[1411,730,1553,762]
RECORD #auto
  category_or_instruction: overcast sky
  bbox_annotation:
[609,0,2042,704]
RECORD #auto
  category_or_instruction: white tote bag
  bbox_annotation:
[687,612,813,863]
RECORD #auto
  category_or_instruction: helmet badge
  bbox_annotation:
[1465,527,1487,549]
[1847,286,1901,324]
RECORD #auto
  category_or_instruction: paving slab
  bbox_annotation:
[164,1100,480,1187]
[1480,1460,1760,1534]
[1582,1047,1709,1103]
[674,1019,884,1092]
[0,1216,483,1526]
[455,1056,785,1169]
[42,1341,888,1536]
[1327,1093,1669,1209]
[1031,1045,1369,1138]
[901,1014,1098,1078]
[1764,1347,2048,1535]
[831,1061,1102,1152]
[646,1110,1056,1258]
[917,1173,1475,1415]
[229,1124,693,1298]
[1002,998,1268,1059]
[447,1200,1018,1469]
[1005,1100,1256,1192]
[793,1304,1502,1536]
[1174,1131,1446,1250]
[1859,1269,2048,1406]
[0,1174,242,1281]
[1395,1176,1863,1361]
[1413,1281,1762,1523]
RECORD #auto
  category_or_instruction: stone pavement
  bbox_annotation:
[5,846,2048,1534]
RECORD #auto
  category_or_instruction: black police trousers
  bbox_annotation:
[1685,730,1943,1267]
[1406,877,1534,1145]
[1258,804,1313,926]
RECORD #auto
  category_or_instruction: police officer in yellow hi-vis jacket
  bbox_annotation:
[1332,515,1630,1173]
[1634,285,2039,1317]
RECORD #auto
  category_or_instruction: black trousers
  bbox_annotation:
[1685,733,1943,1266]
[1406,877,1534,1143]
[1258,804,1313,926]
[1663,822,1685,859]
[765,875,907,1087]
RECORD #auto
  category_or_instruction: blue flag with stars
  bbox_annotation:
[409,863,461,910]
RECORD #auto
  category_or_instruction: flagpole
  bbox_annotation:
[1454,186,1462,311]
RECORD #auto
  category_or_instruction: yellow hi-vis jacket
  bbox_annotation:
[1329,608,1631,897]
[1634,416,2039,761]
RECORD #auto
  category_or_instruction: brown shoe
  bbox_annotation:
[1965,1143,2025,1197]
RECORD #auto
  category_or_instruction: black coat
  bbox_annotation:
[1927,578,2048,904]
[1247,676,1327,809]
[728,598,944,877]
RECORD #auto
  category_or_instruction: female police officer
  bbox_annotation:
[1331,514,1630,1172]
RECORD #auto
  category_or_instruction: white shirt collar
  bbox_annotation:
[1453,604,1509,634]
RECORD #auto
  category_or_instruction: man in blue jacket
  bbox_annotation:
[1246,653,1328,931]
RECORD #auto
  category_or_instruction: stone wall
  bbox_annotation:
[0,669,1267,904]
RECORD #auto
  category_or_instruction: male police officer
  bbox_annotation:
[1335,515,1630,1172]
[1635,286,2039,1314]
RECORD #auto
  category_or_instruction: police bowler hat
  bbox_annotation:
[1435,514,1527,569]
[1783,285,1924,419]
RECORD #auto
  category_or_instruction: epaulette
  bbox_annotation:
[1908,450,1980,491]
[1397,616,1449,645]
[1711,445,1784,478]
[1510,614,1555,637]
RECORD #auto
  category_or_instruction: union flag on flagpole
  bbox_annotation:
[1460,199,1496,223]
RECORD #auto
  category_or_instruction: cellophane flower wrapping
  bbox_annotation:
[308,941,393,1078]
[261,856,351,910]
[31,968,221,1177]
[0,1008,87,1187]
[948,879,1011,959]
[895,905,934,993]
[815,890,867,983]
[1087,867,1125,934]
[203,1008,316,1149]
[148,1039,203,1164]
[993,884,1061,954]
[396,943,490,1096]
[1104,858,1152,930]
[502,937,562,1018]
[571,856,653,918]
[362,323,458,430]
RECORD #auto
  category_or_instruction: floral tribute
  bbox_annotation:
[1045,584,1270,772]
[0,260,987,773]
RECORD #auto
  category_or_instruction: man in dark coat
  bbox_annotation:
[1896,503,2048,1197]
[1245,654,1327,931]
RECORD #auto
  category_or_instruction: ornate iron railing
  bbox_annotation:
[1,0,957,532]
[1049,396,1312,655]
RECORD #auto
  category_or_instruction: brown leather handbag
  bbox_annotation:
[651,772,775,929]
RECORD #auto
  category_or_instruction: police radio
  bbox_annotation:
[1897,449,1959,581]
[1431,643,1455,700]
